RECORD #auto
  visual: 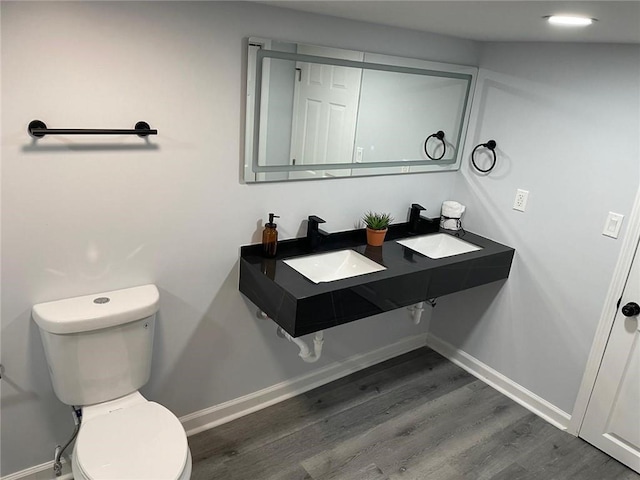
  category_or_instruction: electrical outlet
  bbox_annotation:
[513,189,529,212]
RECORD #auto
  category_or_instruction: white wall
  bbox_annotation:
[0,2,480,476]
[429,42,640,413]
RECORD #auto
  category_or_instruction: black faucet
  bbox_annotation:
[408,203,438,234]
[409,204,426,233]
[307,215,330,251]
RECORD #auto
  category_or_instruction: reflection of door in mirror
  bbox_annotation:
[289,45,363,180]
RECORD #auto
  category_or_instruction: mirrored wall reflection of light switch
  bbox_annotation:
[355,147,363,163]
[603,212,624,239]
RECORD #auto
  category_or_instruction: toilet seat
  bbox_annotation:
[75,401,189,480]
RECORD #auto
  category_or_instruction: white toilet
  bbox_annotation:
[33,284,192,480]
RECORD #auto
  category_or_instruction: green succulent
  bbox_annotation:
[362,211,393,230]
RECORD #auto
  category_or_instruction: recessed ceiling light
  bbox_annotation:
[546,15,595,27]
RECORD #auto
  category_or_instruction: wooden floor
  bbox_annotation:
[189,347,639,480]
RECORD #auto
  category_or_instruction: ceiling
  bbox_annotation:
[262,1,640,44]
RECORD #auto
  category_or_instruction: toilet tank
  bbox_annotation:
[32,285,160,406]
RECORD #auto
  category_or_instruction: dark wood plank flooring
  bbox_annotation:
[188,347,639,480]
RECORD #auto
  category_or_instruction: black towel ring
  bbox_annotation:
[471,140,497,173]
[424,130,446,160]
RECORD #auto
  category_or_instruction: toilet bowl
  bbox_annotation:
[70,392,192,480]
[32,285,192,480]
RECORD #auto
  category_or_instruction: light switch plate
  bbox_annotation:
[603,212,624,238]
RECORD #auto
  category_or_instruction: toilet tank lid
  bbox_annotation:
[32,284,159,334]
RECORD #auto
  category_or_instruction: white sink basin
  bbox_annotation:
[397,233,482,258]
[283,249,386,284]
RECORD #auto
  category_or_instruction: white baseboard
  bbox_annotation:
[180,333,429,436]
[426,333,572,431]
[1,459,73,480]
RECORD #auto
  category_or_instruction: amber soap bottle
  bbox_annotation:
[262,213,280,257]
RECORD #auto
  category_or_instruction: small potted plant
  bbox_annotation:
[362,211,393,246]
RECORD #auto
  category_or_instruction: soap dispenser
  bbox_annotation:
[262,213,280,257]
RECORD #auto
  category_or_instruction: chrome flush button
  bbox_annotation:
[93,297,110,304]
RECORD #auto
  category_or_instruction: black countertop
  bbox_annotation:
[240,223,514,337]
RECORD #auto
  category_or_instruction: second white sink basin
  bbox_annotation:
[397,233,482,258]
[284,249,386,284]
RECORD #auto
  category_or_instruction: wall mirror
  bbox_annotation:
[244,37,477,183]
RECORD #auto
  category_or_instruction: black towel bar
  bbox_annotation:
[28,120,157,138]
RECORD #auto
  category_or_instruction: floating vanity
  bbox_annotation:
[239,225,514,337]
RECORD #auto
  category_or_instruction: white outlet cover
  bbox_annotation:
[513,189,529,212]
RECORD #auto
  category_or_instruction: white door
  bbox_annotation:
[581,237,640,473]
[289,45,363,179]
